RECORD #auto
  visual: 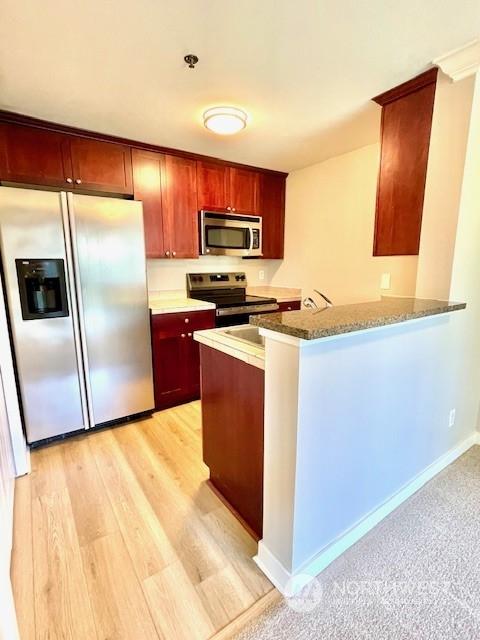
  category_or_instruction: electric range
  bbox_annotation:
[186,272,279,327]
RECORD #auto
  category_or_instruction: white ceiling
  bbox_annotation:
[0,1,479,172]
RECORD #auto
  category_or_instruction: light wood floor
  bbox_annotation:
[10,401,273,640]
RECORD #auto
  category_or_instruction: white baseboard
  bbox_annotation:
[254,542,292,594]
[255,431,479,596]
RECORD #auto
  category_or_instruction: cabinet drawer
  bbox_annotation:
[277,301,301,312]
[152,310,215,338]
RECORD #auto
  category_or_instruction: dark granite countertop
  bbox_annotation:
[250,297,466,341]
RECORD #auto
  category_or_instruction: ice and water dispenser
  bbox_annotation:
[15,258,69,320]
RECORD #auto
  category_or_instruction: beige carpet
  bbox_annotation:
[236,445,480,640]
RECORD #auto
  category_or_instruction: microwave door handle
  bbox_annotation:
[248,227,254,253]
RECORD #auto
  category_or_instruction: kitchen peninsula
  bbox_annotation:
[196,297,469,595]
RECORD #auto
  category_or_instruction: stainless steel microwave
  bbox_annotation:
[199,210,262,257]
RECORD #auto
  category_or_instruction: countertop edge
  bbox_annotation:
[194,327,265,370]
[250,301,466,341]
[149,300,216,315]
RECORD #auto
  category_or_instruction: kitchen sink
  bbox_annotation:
[223,326,265,347]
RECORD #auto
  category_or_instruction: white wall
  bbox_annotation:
[0,370,19,640]
[447,72,480,434]
[148,141,420,303]
[147,255,281,293]
[270,143,419,304]
[0,277,28,477]
[258,309,475,593]
[416,72,475,299]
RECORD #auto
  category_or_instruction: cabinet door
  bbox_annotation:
[132,149,167,258]
[183,334,201,398]
[373,69,437,256]
[196,161,229,210]
[200,345,264,538]
[229,167,260,213]
[162,154,198,258]
[259,173,286,258]
[0,123,72,188]
[152,331,186,409]
[151,310,215,409]
[182,310,216,397]
[68,137,133,195]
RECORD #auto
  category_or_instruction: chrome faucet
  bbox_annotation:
[314,290,333,308]
[303,290,333,310]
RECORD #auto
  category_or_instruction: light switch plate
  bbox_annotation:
[380,273,391,290]
[259,270,265,281]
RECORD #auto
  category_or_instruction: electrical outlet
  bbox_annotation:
[380,273,391,290]
[259,270,265,281]
[448,408,456,428]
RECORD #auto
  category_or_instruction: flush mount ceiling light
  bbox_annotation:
[203,106,248,135]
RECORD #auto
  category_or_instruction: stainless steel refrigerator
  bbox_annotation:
[0,186,154,444]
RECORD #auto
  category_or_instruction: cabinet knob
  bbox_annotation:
[227,206,231,211]
[172,251,176,257]
[188,332,192,337]
[75,179,82,185]
[66,177,73,184]
[232,207,236,212]
[165,250,170,257]
[184,318,190,324]
[181,333,186,338]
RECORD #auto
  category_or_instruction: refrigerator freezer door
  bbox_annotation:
[67,193,154,425]
[0,187,87,442]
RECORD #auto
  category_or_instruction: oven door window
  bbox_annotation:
[206,225,249,250]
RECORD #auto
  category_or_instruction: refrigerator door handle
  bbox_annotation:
[62,192,94,429]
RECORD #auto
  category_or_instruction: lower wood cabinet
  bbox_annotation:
[200,344,264,538]
[151,310,215,409]
[277,300,301,312]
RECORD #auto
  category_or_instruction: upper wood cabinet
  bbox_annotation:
[0,123,72,188]
[0,113,288,260]
[132,148,166,258]
[259,173,286,259]
[373,69,438,256]
[133,151,198,259]
[196,161,260,214]
[0,122,133,195]
[196,161,229,209]
[67,137,133,195]
[161,154,198,259]
[229,167,260,213]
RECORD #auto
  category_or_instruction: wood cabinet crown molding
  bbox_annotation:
[433,39,480,83]
[0,109,287,178]
[372,68,438,106]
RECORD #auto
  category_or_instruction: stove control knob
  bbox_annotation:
[198,276,203,282]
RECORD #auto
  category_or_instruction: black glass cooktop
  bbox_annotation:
[190,290,276,308]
